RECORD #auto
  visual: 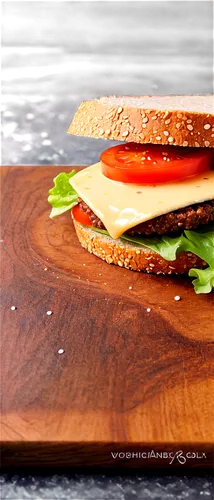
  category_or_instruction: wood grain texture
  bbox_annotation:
[1,166,214,469]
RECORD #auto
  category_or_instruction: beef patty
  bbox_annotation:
[78,199,214,236]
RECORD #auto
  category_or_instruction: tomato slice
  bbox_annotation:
[72,204,92,226]
[100,143,212,184]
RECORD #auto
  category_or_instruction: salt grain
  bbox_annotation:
[174,295,181,301]
[10,306,17,311]
[26,113,34,120]
[46,310,53,316]
[58,349,64,355]
[147,308,151,313]
[129,286,133,290]
[42,139,51,146]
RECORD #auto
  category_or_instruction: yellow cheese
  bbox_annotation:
[70,163,214,239]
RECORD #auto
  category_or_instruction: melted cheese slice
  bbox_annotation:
[70,163,214,239]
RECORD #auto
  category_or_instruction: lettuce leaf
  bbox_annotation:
[121,233,185,261]
[189,267,214,294]
[48,171,78,218]
[183,229,214,268]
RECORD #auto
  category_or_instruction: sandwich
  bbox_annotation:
[48,95,214,294]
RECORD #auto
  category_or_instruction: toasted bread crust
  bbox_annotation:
[68,95,214,148]
[73,219,206,275]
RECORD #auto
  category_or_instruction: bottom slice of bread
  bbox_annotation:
[73,219,206,275]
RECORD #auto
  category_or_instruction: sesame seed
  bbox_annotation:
[177,113,183,119]
[136,250,141,254]
[147,308,151,313]
[163,131,169,136]
[122,131,129,137]
[156,136,161,141]
[195,141,200,147]
[44,267,48,271]
[176,123,181,129]
[141,113,145,118]
[152,115,157,120]
[168,136,174,143]
[142,117,149,123]
[99,129,104,135]
[187,124,193,131]
[117,107,123,114]
[183,141,188,146]
[10,306,17,311]
[187,119,192,123]
[165,119,171,125]
[58,349,64,355]
[204,123,211,130]
[46,310,53,316]
[105,129,111,135]
[118,260,123,267]
[174,295,181,301]
[129,286,133,290]
[204,141,210,147]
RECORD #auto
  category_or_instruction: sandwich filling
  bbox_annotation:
[69,162,214,239]
[48,144,214,294]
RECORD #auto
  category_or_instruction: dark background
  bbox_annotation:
[1,0,213,166]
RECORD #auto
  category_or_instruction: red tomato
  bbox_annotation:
[72,204,92,226]
[100,143,212,184]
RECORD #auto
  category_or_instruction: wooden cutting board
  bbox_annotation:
[1,166,214,469]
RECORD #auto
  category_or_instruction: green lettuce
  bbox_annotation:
[121,233,184,261]
[48,170,78,218]
[189,267,214,294]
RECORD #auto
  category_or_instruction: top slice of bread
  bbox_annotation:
[68,95,214,148]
